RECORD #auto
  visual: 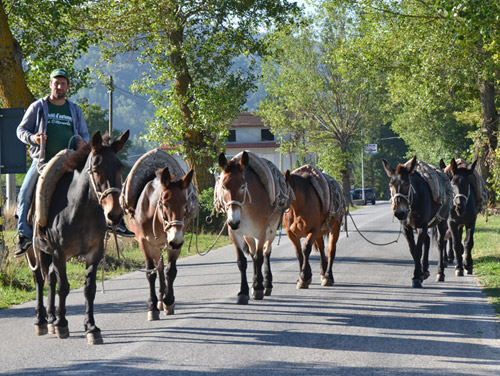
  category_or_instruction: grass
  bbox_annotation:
[470,212,500,317]
[0,230,231,309]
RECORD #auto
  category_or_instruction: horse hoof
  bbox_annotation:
[465,266,473,275]
[321,276,334,286]
[296,278,311,289]
[157,301,164,311]
[436,273,445,282]
[252,289,264,300]
[455,269,464,277]
[264,287,272,297]
[48,323,55,335]
[35,324,48,336]
[237,294,249,305]
[148,310,160,321]
[422,271,430,280]
[87,331,103,345]
[55,325,69,339]
[412,279,423,288]
[164,303,175,315]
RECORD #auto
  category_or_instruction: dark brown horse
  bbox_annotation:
[382,156,451,288]
[128,166,194,320]
[442,158,481,276]
[283,166,345,288]
[216,151,284,304]
[28,130,129,344]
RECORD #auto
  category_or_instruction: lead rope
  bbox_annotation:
[348,211,403,246]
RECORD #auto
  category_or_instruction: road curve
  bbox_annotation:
[1,201,499,375]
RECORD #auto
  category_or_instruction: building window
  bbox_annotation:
[227,129,236,142]
[261,129,274,141]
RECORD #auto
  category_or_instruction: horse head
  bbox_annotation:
[88,130,129,226]
[218,151,250,230]
[382,156,417,221]
[156,166,194,249]
[449,158,476,217]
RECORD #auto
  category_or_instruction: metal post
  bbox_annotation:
[6,174,16,210]
[361,145,365,203]
[108,75,113,137]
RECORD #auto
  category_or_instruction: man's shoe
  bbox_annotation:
[14,235,32,258]
[109,222,135,237]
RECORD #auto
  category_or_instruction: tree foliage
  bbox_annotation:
[84,0,299,191]
[258,9,388,198]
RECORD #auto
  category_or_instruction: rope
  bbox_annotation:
[347,211,402,246]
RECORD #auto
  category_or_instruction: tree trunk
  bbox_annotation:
[0,3,34,108]
[477,79,498,188]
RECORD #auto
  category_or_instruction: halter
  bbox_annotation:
[152,195,186,240]
[86,158,121,204]
[390,183,415,210]
[223,182,252,211]
[453,184,470,206]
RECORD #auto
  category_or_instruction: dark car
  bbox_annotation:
[351,188,376,205]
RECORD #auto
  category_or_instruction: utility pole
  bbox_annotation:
[108,75,113,137]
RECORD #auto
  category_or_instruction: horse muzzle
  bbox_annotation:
[394,209,408,221]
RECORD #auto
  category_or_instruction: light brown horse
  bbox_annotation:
[283,166,345,288]
[128,166,194,320]
[216,151,283,305]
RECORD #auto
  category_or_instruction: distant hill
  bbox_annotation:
[74,48,264,138]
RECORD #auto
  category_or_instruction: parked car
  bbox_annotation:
[351,188,376,205]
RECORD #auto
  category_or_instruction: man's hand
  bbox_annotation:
[33,132,47,145]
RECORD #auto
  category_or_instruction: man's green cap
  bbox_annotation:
[50,68,69,81]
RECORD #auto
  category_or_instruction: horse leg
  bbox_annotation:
[52,254,70,339]
[323,221,341,286]
[263,242,273,296]
[422,232,430,281]
[316,236,329,286]
[451,223,465,276]
[83,256,103,345]
[289,234,306,287]
[161,249,179,315]
[403,226,423,288]
[46,258,57,334]
[146,256,160,321]
[297,234,313,289]
[31,250,48,336]
[251,247,265,300]
[236,244,250,305]
[463,223,475,275]
[436,222,447,282]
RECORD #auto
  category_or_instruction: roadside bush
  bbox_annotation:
[197,187,227,234]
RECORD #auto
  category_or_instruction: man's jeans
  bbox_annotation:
[17,162,39,239]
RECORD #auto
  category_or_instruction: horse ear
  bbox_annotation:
[450,158,458,175]
[240,151,249,171]
[218,153,228,170]
[284,170,291,183]
[91,131,103,151]
[406,156,417,173]
[112,130,130,153]
[158,167,171,187]
[470,159,477,172]
[439,159,446,169]
[381,159,394,178]
[181,169,194,190]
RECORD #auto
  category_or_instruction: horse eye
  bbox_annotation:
[222,185,227,191]
[93,155,103,168]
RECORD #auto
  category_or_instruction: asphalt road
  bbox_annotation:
[1,201,499,375]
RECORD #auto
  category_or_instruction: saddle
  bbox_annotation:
[121,148,199,219]
[214,151,293,214]
[292,165,346,223]
[413,159,453,206]
[32,149,74,228]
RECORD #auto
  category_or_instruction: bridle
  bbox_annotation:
[222,182,252,211]
[87,157,121,204]
[390,183,415,211]
[453,183,470,207]
[152,194,186,240]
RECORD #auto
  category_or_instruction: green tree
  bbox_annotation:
[0,0,92,108]
[84,0,299,191]
[258,11,388,199]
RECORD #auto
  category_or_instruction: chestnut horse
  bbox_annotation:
[28,130,129,344]
[283,166,345,288]
[128,166,195,320]
[216,151,284,305]
[382,156,451,288]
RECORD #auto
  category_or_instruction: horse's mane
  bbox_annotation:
[64,133,112,172]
